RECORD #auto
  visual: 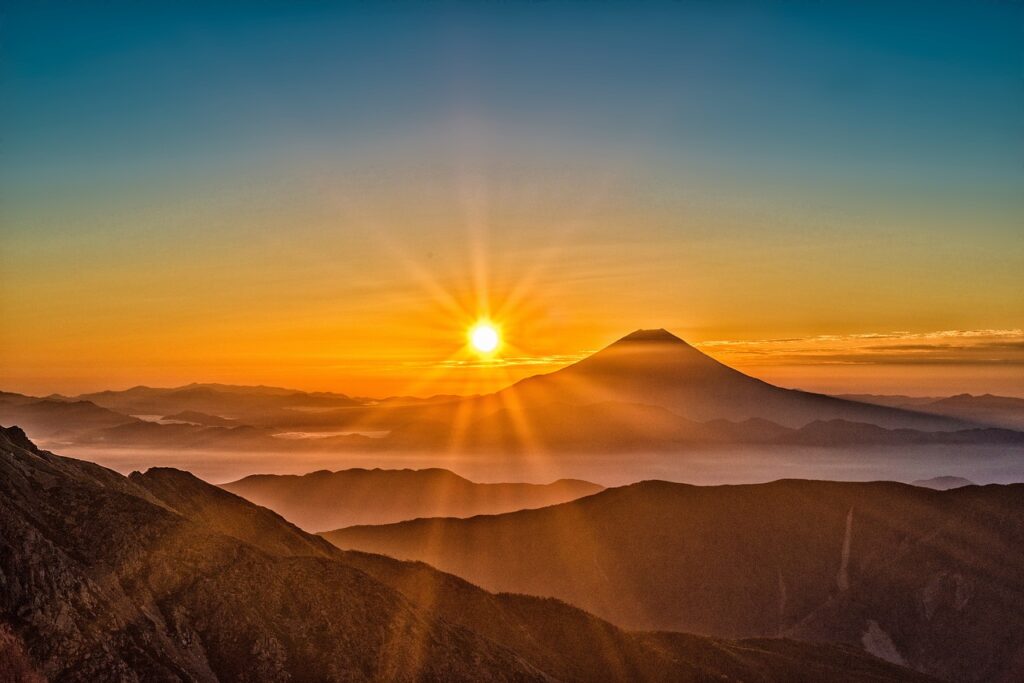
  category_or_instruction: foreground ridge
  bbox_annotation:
[0,424,936,682]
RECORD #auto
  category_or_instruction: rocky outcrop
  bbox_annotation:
[0,426,547,682]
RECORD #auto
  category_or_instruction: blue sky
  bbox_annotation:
[4,1,1021,195]
[1,1,1022,396]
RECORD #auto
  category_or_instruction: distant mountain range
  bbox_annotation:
[0,426,934,682]
[324,478,1024,683]
[0,394,142,440]
[2,330,1022,454]
[839,393,1024,430]
[911,475,975,490]
[221,468,603,531]
[75,382,364,416]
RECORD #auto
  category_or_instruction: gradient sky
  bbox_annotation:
[2,1,1022,397]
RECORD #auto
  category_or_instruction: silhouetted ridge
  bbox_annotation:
[911,475,975,490]
[0,429,936,681]
[0,425,37,452]
[222,467,603,530]
[325,477,1024,682]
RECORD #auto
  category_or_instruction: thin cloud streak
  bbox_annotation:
[414,329,1024,375]
[696,329,1024,366]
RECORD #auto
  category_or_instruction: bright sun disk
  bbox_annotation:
[469,322,500,353]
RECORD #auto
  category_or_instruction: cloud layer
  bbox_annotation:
[696,329,1024,366]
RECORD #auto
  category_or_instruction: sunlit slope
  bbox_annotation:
[0,425,936,682]
[325,478,1024,683]
[222,468,603,530]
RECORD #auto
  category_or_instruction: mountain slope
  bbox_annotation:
[774,419,1024,447]
[325,479,1024,682]
[76,383,363,420]
[921,394,1024,429]
[378,330,1006,454]
[0,427,547,682]
[221,468,603,530]
[499,330,967,430]
[0,396,138,439]
[127,457,935,683]
[0,425,934,682]
[911,476,975,490]
[6,332,1013,457]
[841,393,1024,430]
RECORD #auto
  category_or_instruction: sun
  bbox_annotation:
[468,322,500,354]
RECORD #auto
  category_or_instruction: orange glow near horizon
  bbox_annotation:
[2,159,1022,399]
[3,3,1023,403]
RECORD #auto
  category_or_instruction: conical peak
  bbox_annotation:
[614,329,689,345]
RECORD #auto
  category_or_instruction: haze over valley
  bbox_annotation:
[4,330,1022,486]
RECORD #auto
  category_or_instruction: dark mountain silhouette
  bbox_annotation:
[6,390,1016,457]
[0,623,45,683]
[72,419,277,447]
[379,334,1021,451]
[77,382,363,420]
[391,403,1023,453]
[3,332,1019,467]
[496,329,968,430]
[0,395,137,439]
[162,410,240,426]
[0,427,542,681]
[0,426,933,682]
[773,419,1024,447]
[0,391,43,405]
[6,332,1021,455]
[839,393,1024,430]
[837,395,944,408]
[922,394,1024,429]
[325,478,1024,682]
[128,465,936,683]
[911,476,975,490]
[380,330,1012,454]
[222,468,603,531]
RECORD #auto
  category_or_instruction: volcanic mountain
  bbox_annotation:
[497,329,964,430]
[2,330,1013,459]
[378,329,995,454]
[0,425,933,682]
[325,478,1024,683]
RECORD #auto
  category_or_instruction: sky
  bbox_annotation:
[1,1,1022,398]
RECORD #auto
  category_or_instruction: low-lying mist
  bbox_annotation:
[53,442,1024,488]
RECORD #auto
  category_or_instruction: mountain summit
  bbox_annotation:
[503,328,962,429]
[612,328,689,344]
